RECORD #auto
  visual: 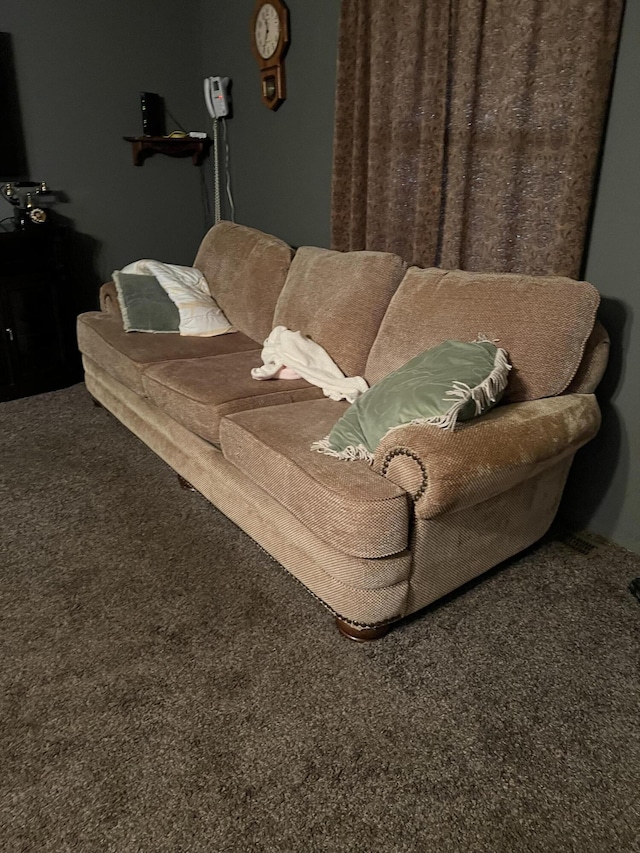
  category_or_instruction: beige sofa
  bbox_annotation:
[77,221,608,641]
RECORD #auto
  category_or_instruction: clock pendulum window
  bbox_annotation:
[250,0,290,110]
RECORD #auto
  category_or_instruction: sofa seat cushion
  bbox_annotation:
[219,399,410,559]
[77,311,260,396]
[142,350,325,445]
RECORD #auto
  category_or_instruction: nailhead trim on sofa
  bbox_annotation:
[380,447,429,503]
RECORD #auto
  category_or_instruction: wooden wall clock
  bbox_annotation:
[250,0,290,110]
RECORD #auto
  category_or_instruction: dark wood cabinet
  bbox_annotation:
[0,226,80,401]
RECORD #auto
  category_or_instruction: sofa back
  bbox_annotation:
[193,221,294,344]
[365,267,601,402]
[272,246,407,377]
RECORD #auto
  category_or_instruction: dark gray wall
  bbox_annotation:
[562,0,640,553]
[1,0,211,308]
[198,0,341,248]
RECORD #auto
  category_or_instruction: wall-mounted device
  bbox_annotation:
[204,77,234,226]
[204,77,230,120]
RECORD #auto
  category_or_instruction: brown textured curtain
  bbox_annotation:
[331,0,623,277]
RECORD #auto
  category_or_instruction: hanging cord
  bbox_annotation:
[199,153,211,230]
[221,117,235,222]
[212,118,222,224]
[165,105,186,133]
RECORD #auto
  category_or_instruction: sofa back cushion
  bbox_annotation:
[564,319,610,395]
[193,221,294,344]
[272,247,407,377]
[365,267,600,402]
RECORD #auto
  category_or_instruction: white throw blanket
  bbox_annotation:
[251,326,368,403]
[120,260,234,337]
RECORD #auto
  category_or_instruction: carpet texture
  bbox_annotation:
[1,384,639,853]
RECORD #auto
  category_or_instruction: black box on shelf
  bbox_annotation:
[140,92,165,137]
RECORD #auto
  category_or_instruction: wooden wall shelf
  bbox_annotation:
[123,136,210,166]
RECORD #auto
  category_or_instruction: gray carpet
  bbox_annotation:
[1,384,639,853]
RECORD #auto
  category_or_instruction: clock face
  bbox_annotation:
[255,3,281,59]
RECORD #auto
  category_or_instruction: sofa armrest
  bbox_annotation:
[373,394,601,519]
[99,281,122,323]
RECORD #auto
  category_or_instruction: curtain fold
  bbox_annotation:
[331,0,623,277]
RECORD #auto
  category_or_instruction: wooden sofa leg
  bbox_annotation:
[335,617,391,642]
[177,474,197,492]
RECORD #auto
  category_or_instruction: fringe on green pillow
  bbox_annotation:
[311,338,511,464]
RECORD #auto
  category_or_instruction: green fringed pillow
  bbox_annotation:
[113,271,180,333]
[312,339,511,463]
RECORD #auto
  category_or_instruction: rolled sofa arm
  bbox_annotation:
[373,394,601,520]
[99,281,123,323]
